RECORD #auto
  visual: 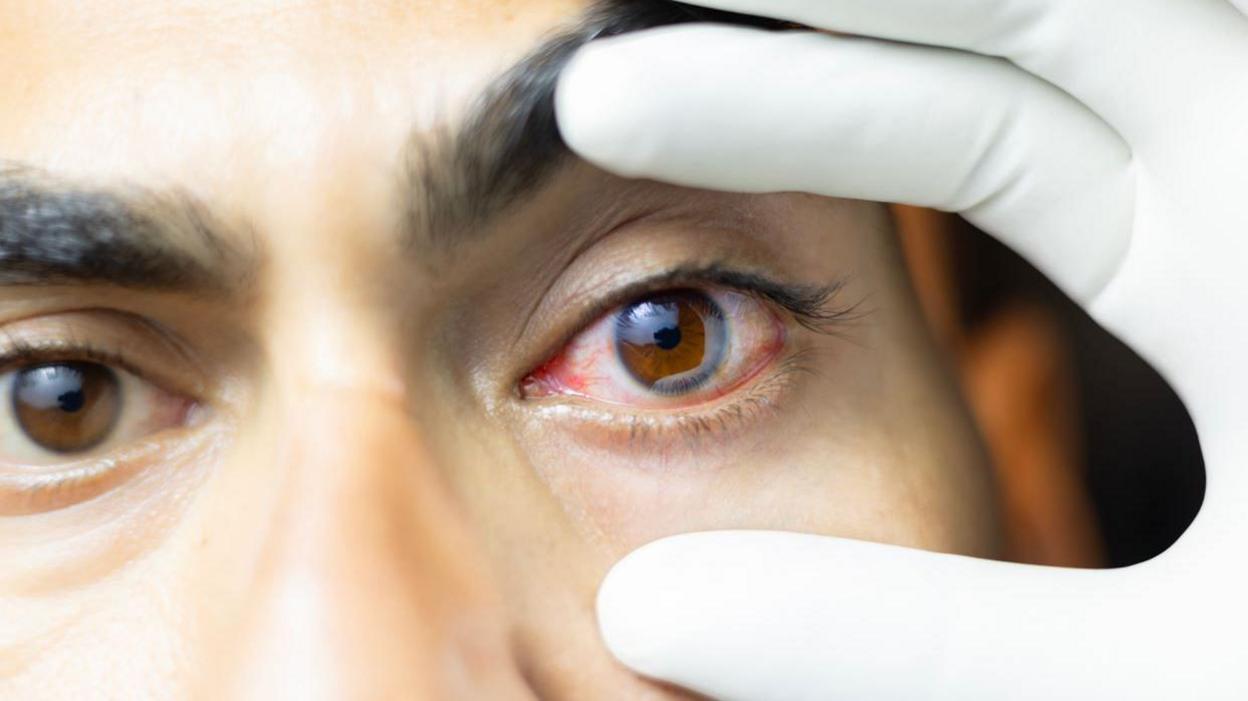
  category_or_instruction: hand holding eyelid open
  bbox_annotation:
[557,1,1248,699]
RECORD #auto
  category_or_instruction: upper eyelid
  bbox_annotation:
[0,310,210,399]
[587,265,853,337]
[520,263,856,385]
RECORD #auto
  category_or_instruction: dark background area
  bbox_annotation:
[954,219,1205,567]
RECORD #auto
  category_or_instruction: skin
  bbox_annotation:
[0,1,999,698]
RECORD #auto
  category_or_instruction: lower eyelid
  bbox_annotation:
[0,439,165,515]
[523,352,813,460]
[0,404,213,516]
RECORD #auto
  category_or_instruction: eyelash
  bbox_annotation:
[0,316,207,404]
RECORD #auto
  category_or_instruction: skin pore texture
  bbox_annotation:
[0,1,999,698]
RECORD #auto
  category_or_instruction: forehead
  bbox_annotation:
[0,0,585,194]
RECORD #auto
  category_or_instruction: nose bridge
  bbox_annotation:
[218,385,525,699]
[275,385,463,571]
[271,386,485,609]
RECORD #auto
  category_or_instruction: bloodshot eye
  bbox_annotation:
[523,288,786,410]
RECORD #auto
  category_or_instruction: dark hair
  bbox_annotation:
[413,1,795,237]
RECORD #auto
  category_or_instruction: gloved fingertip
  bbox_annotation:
[595,536,701,676]
[554,40,654,177]
[595,543,659,671]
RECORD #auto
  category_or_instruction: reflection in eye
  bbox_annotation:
[615,291,725,395]
[523,288,786,409]
[1,357,194,465]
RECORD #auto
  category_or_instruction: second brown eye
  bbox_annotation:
[614,290,726,394]
[12,362,121,454]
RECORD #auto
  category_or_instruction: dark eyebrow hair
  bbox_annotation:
[0,2,781,294]
[0,165,256,292]
[406,0,791,249]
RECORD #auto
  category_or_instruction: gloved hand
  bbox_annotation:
[555,1,1248,698]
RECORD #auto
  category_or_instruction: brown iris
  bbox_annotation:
[615,291,724,392]
[12,362,120,454]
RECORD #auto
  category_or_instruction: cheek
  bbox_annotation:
[517,389,998,560]
[514,392,856,553]
[1,570,188,699]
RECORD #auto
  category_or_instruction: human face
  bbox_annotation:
[0,0,999,698]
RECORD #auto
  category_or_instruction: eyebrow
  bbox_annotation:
[0,165,256,293]
[404,0,790,250]
[0,1,783,294]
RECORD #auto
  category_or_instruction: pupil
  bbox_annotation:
[653,325,682,350]
[58,388,86,413]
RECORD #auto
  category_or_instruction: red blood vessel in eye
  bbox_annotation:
[522,345,602,398]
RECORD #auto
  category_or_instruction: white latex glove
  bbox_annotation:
[555,1,1248,699]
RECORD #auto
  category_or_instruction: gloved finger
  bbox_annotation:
[669,0,1248,144]
[557,26,1133,304]
[598,531,1213,701]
